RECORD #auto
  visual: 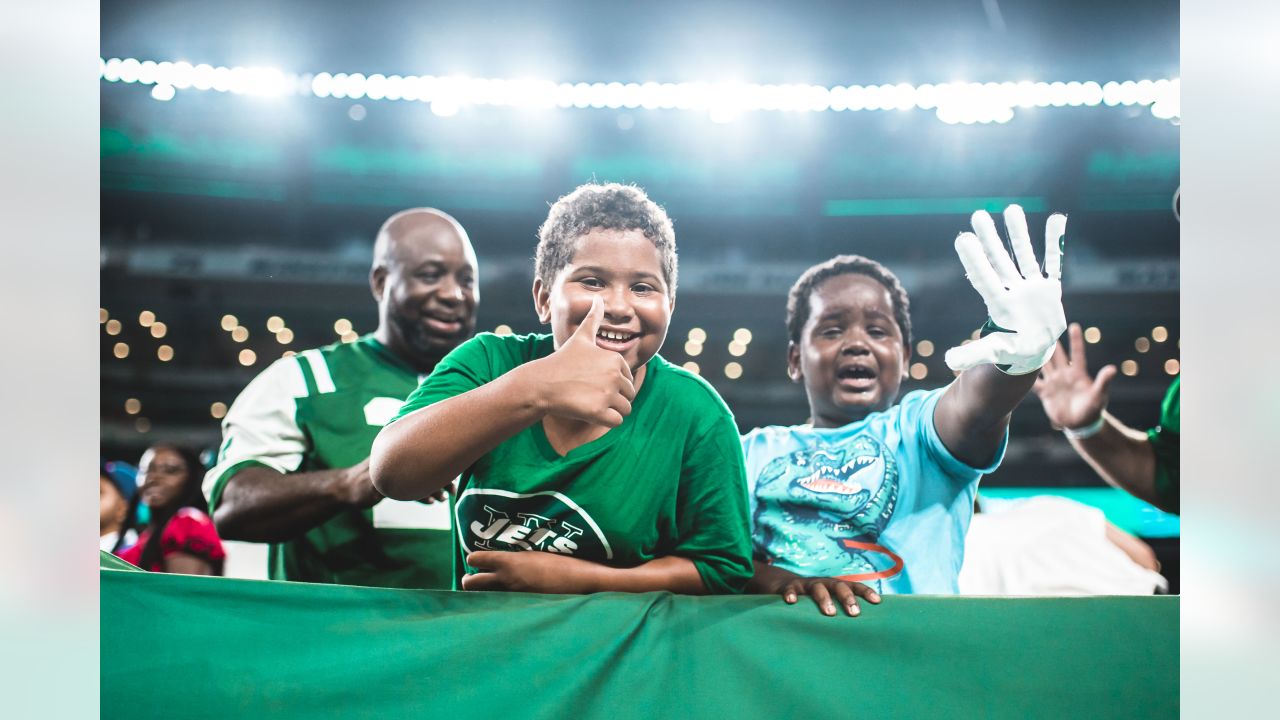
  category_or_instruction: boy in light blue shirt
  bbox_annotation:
[744,206,1068,616]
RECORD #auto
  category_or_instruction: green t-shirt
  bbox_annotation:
[392,333,754,594]
[204,335,453,589]
[1146,377,1179,513]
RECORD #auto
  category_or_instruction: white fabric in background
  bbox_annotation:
[959,496,1168,595]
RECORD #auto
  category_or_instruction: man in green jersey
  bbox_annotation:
[203,208,480,588]
[1033,323,1180,514]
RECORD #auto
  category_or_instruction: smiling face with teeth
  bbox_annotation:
[533,227,674,384]
[372,208,479,373]
[789,273,910,428]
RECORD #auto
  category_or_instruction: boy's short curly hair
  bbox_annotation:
[535,183,678,297]
[786,254,913,350]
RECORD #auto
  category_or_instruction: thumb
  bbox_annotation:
[1092,364,1118,398]
[571,296,604,343]
[944,336,1001,372]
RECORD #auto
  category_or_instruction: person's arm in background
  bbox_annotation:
[1032,323,1177,514]
[1104,521,1161,573]
[933,207,1068,465]
[217,463,448,543]
[163,553,216,576]
[205,357,444,543]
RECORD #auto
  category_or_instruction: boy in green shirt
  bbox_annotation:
[372,183,752,594]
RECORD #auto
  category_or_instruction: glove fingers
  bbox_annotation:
[955,232,1005,307]
[1043,213,1067,280]
[945,336,1002,372]
[970,210,1020,287]
[1003,204,1041,279]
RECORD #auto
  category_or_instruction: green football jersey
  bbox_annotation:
[392,333,754,594]
[1147,376,1180,513]
[204,335,453,589]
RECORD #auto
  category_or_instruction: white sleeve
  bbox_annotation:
[203,357,310,506]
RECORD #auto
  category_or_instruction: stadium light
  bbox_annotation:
[101,56,1179,123]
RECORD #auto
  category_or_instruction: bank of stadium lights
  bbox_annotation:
[100,57,1179,124]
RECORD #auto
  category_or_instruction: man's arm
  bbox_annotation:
[214,462,382,543]
[934,206,1068,466]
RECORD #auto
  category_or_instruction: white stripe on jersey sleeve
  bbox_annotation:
[203,356,311,503]
[300,349,336,394]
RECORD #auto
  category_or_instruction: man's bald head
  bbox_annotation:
[370,208,479,372]
[373,208,475,271]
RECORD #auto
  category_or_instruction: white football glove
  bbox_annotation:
[944,205,1067,375]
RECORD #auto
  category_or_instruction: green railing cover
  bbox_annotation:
[101,564,1177,719]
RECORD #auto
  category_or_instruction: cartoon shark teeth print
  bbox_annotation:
[797,454,878,495]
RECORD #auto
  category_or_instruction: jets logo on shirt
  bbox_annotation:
[454,489,613,561]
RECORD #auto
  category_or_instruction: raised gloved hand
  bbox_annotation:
[944,205,1067,375]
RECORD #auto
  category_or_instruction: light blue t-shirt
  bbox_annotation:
[741,386,1006,595]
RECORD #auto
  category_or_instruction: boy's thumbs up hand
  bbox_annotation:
[536,296,637,427]
[569,294,607,346]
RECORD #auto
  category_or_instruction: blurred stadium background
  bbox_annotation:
[99,1,1178,530]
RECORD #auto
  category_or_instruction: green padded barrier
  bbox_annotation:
[101,566,1177,719]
